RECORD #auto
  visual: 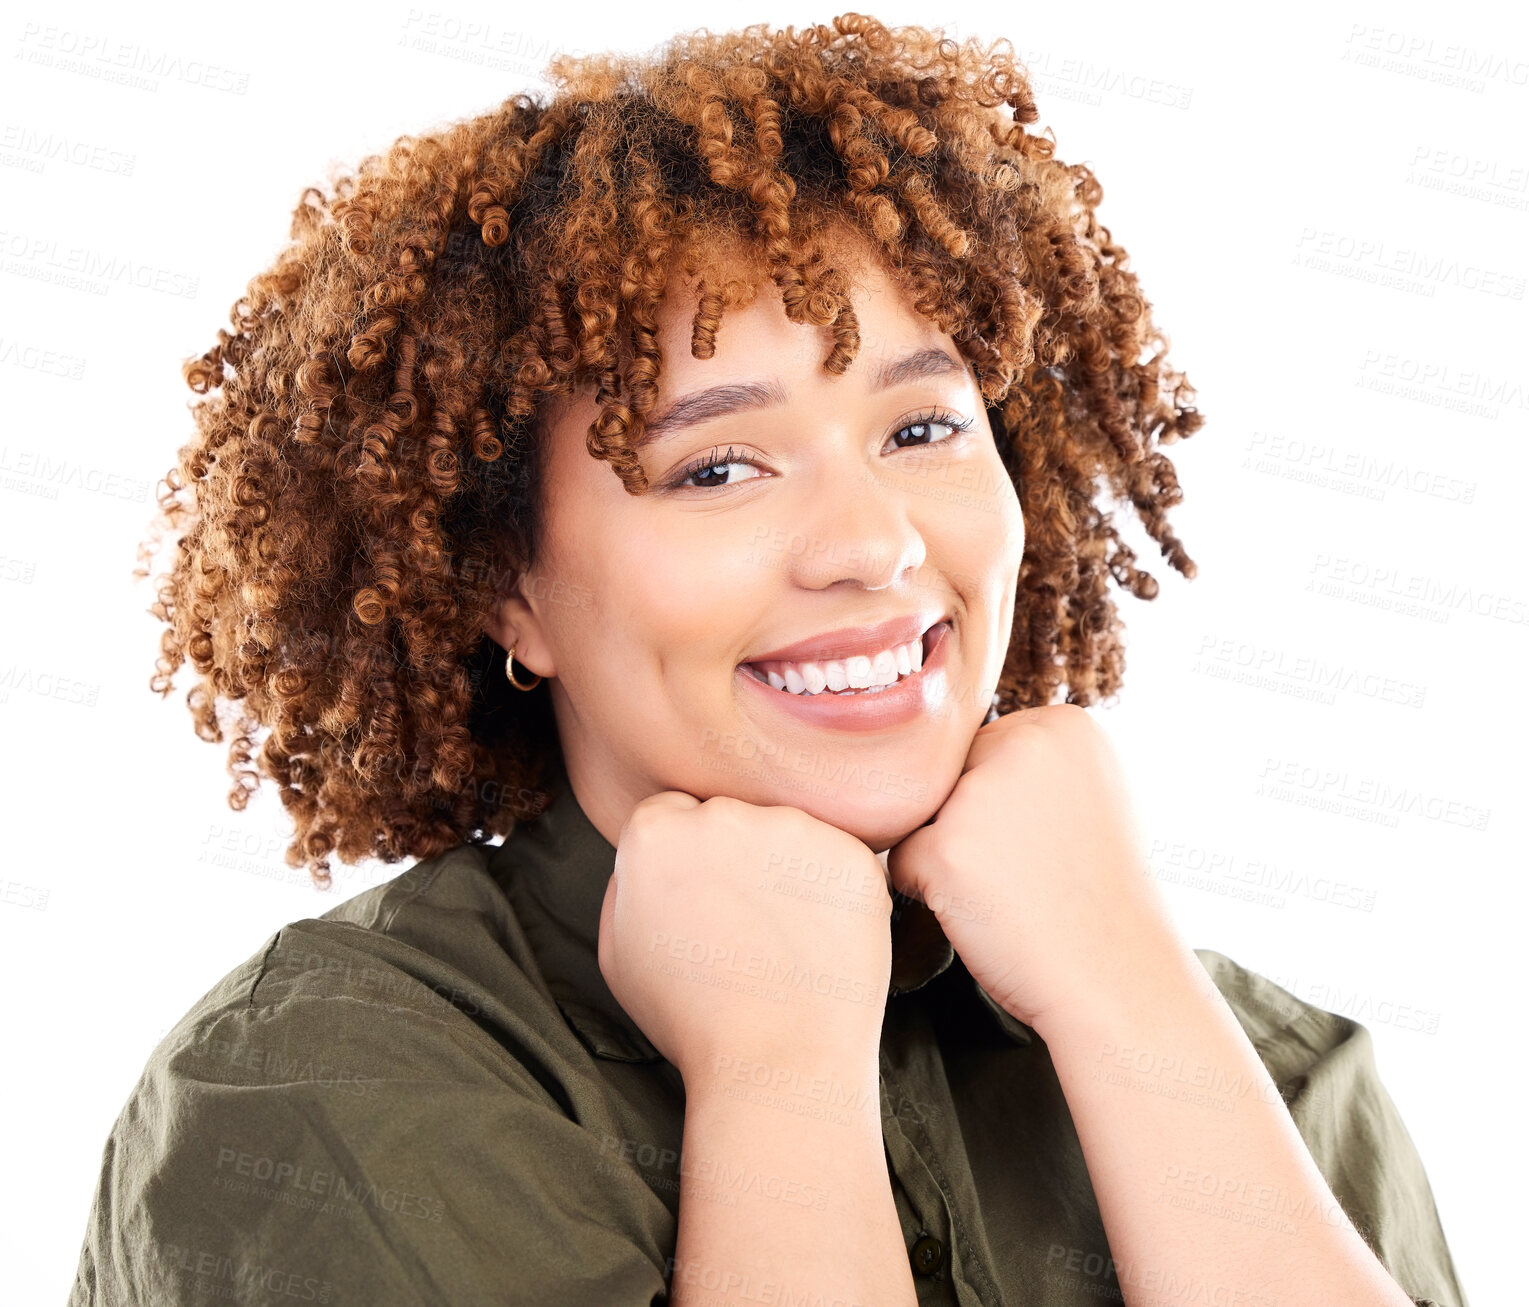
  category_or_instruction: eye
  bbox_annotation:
[888,407,975,451]
[666,445,766,492]
[663,407,977,493]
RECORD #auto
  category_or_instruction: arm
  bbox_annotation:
[885,707,1458,1305]
[1031,939,1420,1307]
[599,793,924,1305]
[671,1047,918,1307]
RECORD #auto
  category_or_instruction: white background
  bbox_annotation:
[2,1,1522,1303]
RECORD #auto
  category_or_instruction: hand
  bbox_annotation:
[598,791,895,1085]
[884,704,1188,1033]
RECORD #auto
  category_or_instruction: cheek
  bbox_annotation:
[979,460,1026,570]
[614,541,761,676]
[1003,489,1026,568]
[939,479,1023,594]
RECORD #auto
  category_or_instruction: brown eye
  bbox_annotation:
[889,408,974,450]
[668,445,766,491]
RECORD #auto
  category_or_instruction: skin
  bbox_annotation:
[485,238,1024,859]
[485,239,1416,1305]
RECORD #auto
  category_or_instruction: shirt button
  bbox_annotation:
[910,1233,946,1276]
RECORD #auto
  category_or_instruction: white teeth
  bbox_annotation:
[742,629,936,697]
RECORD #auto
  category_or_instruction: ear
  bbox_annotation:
[482,558,556,681]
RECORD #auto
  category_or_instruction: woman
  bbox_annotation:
[70,13,1466,1306]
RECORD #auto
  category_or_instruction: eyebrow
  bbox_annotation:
[633,345,972,451]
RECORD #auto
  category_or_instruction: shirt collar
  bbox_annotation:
[489,760,1031,1061]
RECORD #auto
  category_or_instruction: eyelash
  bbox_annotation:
[666,407,976,492]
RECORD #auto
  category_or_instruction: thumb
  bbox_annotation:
[605,790,700,969]
[884,820,937,905]
[597,861,620,986]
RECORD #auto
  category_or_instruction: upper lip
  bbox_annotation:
[740,613,948,666]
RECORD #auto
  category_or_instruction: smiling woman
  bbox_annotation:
[69,11,1466,1307]
[133,18,1203,881]
[485,239,1029,843]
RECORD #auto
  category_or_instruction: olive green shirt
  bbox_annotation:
[68,762,1468,1306]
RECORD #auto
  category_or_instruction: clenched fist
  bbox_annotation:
[598,792,897,1086]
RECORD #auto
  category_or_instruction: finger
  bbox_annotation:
[596,861,620,982]
[959,715,1011,775]
[884,823,935,903]
[615,788,701,848]
[958,703,1049,775]
[637,789,703,811]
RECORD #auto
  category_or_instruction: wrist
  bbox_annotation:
[1024,935,1209,1052]
[679,1038,883,1110]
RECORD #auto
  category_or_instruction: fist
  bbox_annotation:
[886,704,1185,1032]
[598,791,897,1084]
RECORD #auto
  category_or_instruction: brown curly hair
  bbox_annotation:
[137,12,1204,888]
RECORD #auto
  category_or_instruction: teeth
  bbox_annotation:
[742,629,935,697]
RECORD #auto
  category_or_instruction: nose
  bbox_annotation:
[774,458,929,592]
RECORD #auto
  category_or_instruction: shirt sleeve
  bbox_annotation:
[1196,950,1470,1307]
[66,993,675,1305]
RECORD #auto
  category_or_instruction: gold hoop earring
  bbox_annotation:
[505,644,543,691]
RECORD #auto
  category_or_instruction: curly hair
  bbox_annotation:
[137,12,1204,888]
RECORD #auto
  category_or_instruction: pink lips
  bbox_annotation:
[736,620,953,732]
[739,612,946,669]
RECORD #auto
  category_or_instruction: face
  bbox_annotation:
[484,241,1026,856]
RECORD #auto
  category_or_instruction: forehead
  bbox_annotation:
[646,229,946,378]
[540,237,952,439]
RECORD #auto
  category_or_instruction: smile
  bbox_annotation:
[740,620,945,697]
[735,620,953,732]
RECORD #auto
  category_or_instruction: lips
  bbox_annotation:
[742,619,949,694]
[735,616,954,730]
[739,612,948,670]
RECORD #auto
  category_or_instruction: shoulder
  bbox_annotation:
[1192,950,1468,1307]
[312,838,503,934]
[1192,947,1362,1084]
[131,841,501,1062]
[1192,946,1403,1122]
[142,839,566,1099]
[67,842,672,1305]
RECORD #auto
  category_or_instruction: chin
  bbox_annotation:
[689,753,958,847]
[808,789,951,856]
